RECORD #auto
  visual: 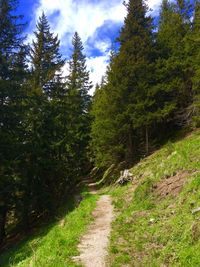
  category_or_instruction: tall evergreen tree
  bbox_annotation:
[30,12,65,96]
[186,1,200,126]
[0,0,25,244]
[67,32,92,111]
[155,0,193,129]
[67,32,92,172]
[26,13,67,219]
[91,0,155,167]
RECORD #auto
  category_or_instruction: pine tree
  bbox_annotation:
[91,0,155,167]
[0,0,25,244]
[67,32,92,111]
[155,0,193,130]
[30,12,65,96]
[186,1,200,127]
[90,51,123,168]
[27,13,67,218]
[67,32,92,173]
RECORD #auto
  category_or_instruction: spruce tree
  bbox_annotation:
[155,0,193,130]
[119,0,156,156]
[67,32,92,111]
[67,32,92,173]
[91,0,155,167]
[0,0,25,244]
[30,12,65,96]
[186,1,200,127]
[28,13,66,217]
[90,52,123,168]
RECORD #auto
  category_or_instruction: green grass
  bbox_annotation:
[1,131,199,267]
[108,130,200,267]
[0,191,98,267]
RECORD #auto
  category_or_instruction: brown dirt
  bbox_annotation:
[155,171,189,198]
[73,183,114,267]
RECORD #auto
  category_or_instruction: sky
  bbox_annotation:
[18,0,162,93]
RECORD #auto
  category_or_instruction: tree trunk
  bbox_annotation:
[0,205,7,245]
[145,126,149,156]
[22,199,30,232]
[126,129,134,165]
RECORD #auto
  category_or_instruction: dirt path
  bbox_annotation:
[73,183,114,267]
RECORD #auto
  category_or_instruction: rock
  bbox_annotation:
[149,218,155,224]
[192,207,200,214]
[116,169,133,185]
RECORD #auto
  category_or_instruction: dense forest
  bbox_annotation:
[0,0,199,247]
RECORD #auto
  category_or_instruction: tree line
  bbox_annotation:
[91,0,200,168]
[0,0,92,245]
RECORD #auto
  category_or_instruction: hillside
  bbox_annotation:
[108,130,200,266]
[0,130,199,267]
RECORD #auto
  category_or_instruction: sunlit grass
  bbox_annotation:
[0,191,98,267]
[108,130,200,266]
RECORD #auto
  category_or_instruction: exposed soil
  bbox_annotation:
[73,182,114,267]
[155,171,189,198]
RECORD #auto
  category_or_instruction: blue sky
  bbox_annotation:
[18,0,161,91]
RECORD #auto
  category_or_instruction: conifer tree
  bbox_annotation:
[118,0,156,156]
[91,0,155,167]
[0,0,25,244]
[90,52,123,168]
[28,13,67,217]
[67,32,92,172]
[30,12,65,96]
[187,1,200,126]
[68,32,92,110]
[155,0,193,129]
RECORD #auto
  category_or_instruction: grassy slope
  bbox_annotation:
[0,191,98,267]
[108,130,200,267]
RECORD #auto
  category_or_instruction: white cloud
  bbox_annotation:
[94,40,111,54]
[33,0,127,43]
[29,0,162,91]
[87,54,110,93]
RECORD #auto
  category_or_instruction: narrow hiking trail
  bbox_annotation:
[73,182,114,267]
